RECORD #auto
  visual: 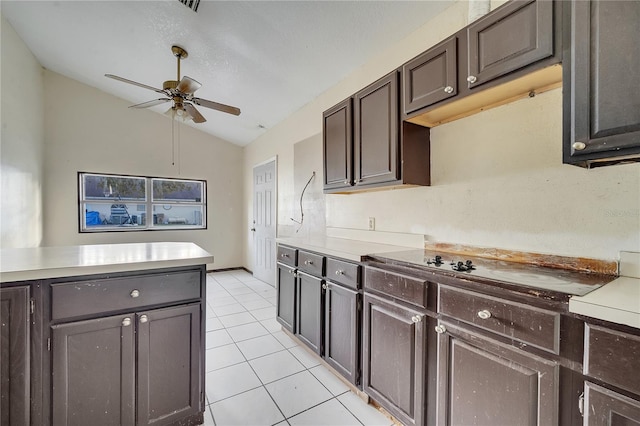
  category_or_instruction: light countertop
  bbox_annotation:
[276,236,415,262]
[0,242,214,283]
[569,276,640,329]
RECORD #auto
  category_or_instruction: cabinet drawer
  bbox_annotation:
[326,258,360,290]
[584,324,640,396]
[297,250,324,276]
[51,270,201,321]
[364,266,428,309]
[438,285,560,354]
[277,245,297,267]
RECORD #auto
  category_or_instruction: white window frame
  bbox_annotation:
[78,172,207,232]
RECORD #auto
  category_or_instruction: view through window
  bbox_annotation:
[79,172,206,232]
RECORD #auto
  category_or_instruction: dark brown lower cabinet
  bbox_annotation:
[52,304,201,426]
[584,381,640,426]
[52,314,135,426]
[436,321,559,426]
[362,293,426,426]
[0,285,30,426]
[324,282,359,385]
[276,263,296,334]
[295,272,323,355]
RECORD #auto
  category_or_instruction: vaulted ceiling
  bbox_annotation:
[2,1,454,146]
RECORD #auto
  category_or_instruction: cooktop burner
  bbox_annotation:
[369,249,615,296]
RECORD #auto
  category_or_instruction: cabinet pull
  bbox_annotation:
[130,289,140,298]
[139,315,149,324]
[122,317,132,327]
[578,392,584,416]
[444,86,454,94]
[280,253,290,258]
[467,75,477,83]
[435,325,447,334]
[304,260,313,265]
[411,315,422,323]
[572,142,586,151]
[344,180,350,185]
[335,270,344,276]
[477,309,492,320]
[322,283,328,290]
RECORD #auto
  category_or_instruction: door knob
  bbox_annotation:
[435,325,447,334]
[130,289,140,298]
[139,315,149,324]
[122,318,132,327]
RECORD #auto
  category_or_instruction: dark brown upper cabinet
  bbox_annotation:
[403,36,458,115]
[466,0,554,89]
[324,71,430,194]
[354,72,400,187]
[563,0,640,167]
[323,98,353,191]
[405,0,562,128]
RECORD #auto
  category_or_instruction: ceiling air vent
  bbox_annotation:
[178,0,200,13]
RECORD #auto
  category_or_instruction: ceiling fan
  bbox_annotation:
[105,45,240,123]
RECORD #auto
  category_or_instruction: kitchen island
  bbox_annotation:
[0,242,213,426]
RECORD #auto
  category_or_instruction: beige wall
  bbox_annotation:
[1,16,45,248]
[243,0,640,268]
[42,71,244,269]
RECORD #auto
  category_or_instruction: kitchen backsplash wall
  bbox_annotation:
[278,134,325,240]
[326,88,639,261]
[244,0,639,268]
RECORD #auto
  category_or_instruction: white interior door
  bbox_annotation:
[252,159,276,286]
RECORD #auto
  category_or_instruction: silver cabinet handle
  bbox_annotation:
[322,283,328,290]
[335,270,344,276]
[344,180,350,185]
[411,315,422,323]
[304,260,313,265]
[122,317,132,327]
[280,253,289,258]
[477,309,492,320]
[467,75,477,83]
[139,315,149,324]
[572,142,586,151]
[287,269,295,274]
[435,325,447,334]
[130,289,140,298]
[354,179,360,184]
[444,86,454,94]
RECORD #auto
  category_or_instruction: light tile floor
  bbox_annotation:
[203,270,394,426]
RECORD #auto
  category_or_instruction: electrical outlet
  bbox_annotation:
[368,217,375,231]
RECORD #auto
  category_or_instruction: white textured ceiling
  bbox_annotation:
[2,1,453,146]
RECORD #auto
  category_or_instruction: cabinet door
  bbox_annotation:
[324,282,359,385]
[296,272,323,355]
[436,321,559,426]
[0,286,30,426]
[584,381,640,426]
[354,72,400,187]
[564,0,640,166]
[276,263,296,333]
[467,0,554,88]
[51,314,135,426]
[403,36,458,114]
[323,98,353,191]
[362,293,425,426]
[137,303,201,426]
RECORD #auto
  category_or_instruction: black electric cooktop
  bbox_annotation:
[368,249,616,296]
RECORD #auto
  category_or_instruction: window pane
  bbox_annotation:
[84,203,147,228]
[84,174,146,201]
[152,205,204,226]
[152,179,203,202]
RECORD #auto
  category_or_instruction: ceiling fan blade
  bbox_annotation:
[176,76,202,95]
[105,74,166,95]
[129,98,171,109]
[192,98,241,116]
[184,103,206,123]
